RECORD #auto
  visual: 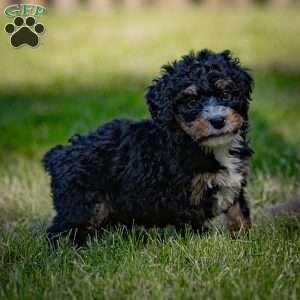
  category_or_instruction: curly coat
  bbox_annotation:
[43,49,253,244]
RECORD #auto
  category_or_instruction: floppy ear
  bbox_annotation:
[219,50,254,100]
[222,50,254,101]
[240,67,254,101]
[145,78,174,129]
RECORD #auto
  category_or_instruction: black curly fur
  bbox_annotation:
[43,49,254,244]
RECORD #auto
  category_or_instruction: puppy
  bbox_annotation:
[43,49,253,244]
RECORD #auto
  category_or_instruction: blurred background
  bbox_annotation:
[0,0,300,223]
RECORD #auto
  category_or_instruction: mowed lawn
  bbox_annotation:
[0,7,300,300]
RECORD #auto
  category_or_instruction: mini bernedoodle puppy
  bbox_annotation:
[43,49,253,244]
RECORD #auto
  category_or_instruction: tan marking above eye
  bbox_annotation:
[215,79,236,91]
[174,85,198,103]
[182,84,198,96]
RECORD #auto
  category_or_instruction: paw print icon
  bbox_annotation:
[5,16,45,48]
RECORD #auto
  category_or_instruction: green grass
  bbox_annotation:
[1,221,300,300]
[0,6,300,300]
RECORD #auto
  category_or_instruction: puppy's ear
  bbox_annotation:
[223,51,254,101]
[145,76,174,129]
[219,50,254,100]
[240,67,253,101]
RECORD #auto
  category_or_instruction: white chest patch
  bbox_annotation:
[191,136,244,214]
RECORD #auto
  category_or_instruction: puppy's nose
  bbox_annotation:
[209,116,225,129]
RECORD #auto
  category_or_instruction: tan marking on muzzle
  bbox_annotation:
[180,117,210,140]
[227,110,243,130]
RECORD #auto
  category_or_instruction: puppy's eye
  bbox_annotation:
[187,99,197,108]
[223,91,231,100]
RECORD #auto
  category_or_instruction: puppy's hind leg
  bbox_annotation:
[47,194,112,247]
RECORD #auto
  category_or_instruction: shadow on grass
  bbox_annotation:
[0,75,150,159]
[250,110,300,176]
[0,69,299,176]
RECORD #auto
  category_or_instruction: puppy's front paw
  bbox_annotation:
[226,202,251,234]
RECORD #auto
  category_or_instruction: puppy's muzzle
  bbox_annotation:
[179,104,243,146]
